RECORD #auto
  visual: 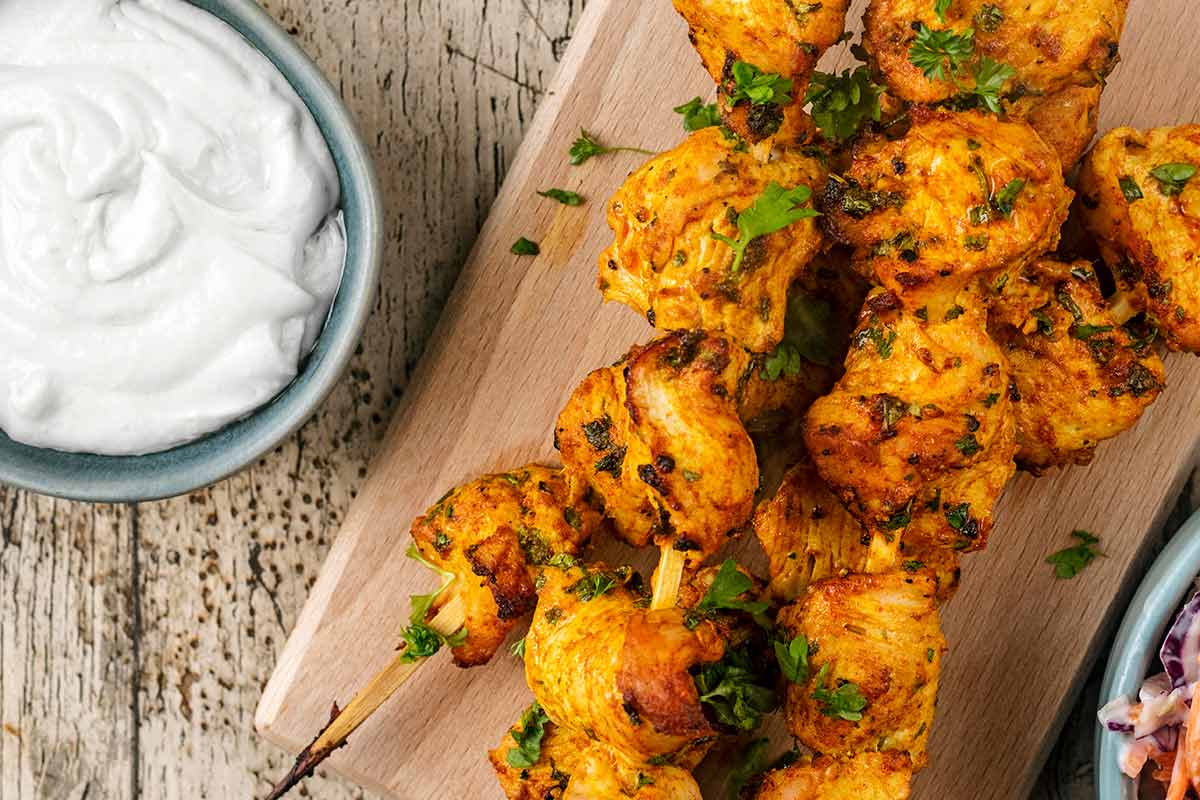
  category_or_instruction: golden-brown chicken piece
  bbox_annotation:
[821,108,1071,314]
[989,258,1165,471]
[523,561,725,763]
[490,716,703,800]
[409,466,604,666]
[805,287,1017,553]
[600,126,826,354]
[672,0,849,144]
[753,458,871,603]
[778,571,943,768]
[862,0,1125,108]
[738,252,869,434]
[1014,84,1102,171]
[555,332,758,561]
[748,752,913,800]
[1078,125,1200,352]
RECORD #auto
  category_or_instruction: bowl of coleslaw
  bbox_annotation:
[1098,510,1200,798]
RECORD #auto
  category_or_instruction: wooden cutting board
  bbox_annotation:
[256,1,1200,797]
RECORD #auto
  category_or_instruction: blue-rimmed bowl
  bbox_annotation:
[0,0,382,503]
[1098,510,1200,798]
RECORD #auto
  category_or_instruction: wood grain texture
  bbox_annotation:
[256,2,1200,800]
[0,1,578,798]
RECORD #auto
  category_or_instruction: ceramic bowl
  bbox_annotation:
[0,0,382,503]
[1097,509,1200,798]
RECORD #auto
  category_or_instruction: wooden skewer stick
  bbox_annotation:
[263,595,467,800]
[650,544,687,611]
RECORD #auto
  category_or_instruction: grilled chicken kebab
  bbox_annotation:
[268,0,1200,797]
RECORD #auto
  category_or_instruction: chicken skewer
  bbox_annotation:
[264,466,603,799]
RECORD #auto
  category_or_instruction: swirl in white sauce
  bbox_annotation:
[0,0,345,455]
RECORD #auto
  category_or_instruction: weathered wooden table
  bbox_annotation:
[0,2,1190,798]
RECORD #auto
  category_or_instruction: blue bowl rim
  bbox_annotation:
[0,0,382,504]
[1096,509,1200,798]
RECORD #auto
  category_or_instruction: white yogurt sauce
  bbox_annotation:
[0,0,345,455]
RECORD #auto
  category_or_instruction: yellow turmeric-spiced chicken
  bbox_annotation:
[671,0,849,144]
[777,570,944,769]
[555,332,758,561]
[600,126,827,354]
[804,287,1017,553]
[862,0,1125,166]
[1078,125,1200,352]
[748,752,914,800]
[490,717,703,800]
[821,108,1071,315]
[522,561,726,764]
[989,258,1165,471]
[409,466,603,666]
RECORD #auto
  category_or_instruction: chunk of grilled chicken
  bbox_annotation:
[862,0,1125,160]
[523,561,725,763]
[1077,125,1200,352]
[805,287,1017,554]
[747,751,913,800]
[1012,84,1103,171]
[989,258,1165,471]
[671,0,849,145]
[490,718,703,800]
[555,332,758,561]
[821,108,1071,316]
[409,465,604,666]
[600,126,826,354]
[777,571,944,768]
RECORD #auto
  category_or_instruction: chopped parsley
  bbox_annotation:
[902,559,925,572]
[399,544,469,662]
[710,182,819,273]
[1119,176,1143,202]
[762,288,838,380]
[882,498,915,531]
[505,703,550,768]
[1047,530,1103,579]
[537,188,584,206]
[811,663,868,721]
[727,60,794,106]
[1071,323,1114,340]
[934,0,952,23]
[511,237,540,256]
[774,634,811,684]
[509,637,527,659]
[673,97,722,131]
[568,128,653,166]
[908,24,975,82]
[804,67,884,142]
[687,559,771,629]
[694,645,778,730]
[594,446,627,478]
[856,321,897,359]
[969,57,1016,114]
[993,178,1026,216]
[955,433,981,456]
[726,738,771,800]
[973,3,1003,31]
[1150,162,1197,196]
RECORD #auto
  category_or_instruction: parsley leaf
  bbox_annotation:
[511,237,540,256]
[1150,163,1197,196]
[804,67,884,142]
[505,703,550,768]
[811,663,868,721]
[1119,176,1144,202]
[711,182,820,273]
[673,97,722,131]
[726,738,771,800]
[955,433,981,456]
[970,56,1015,113]
[762,288,837,380]
[690,559,771,628]
[974,4,1004,31]
[509,637,527,659]
[694,645,779,731]
[568,128,653,166]
[727,61,794,106]
[934,0,952,23]
[774,634,811,684]
[1071,322,1114,340]
[993,178,1026,216]
[537,188,584,206]
[399,544,468,662]
[1047,530,1103,579]
[908,24,975,82]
